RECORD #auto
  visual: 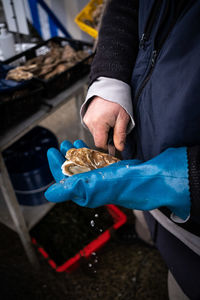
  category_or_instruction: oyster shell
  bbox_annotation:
[61,161,92,176]
[61,147,120,176]
[6,65,36,81]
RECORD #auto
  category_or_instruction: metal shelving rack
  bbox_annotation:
[0,76,88,267]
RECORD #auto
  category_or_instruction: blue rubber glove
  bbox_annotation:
[45,140,191,220]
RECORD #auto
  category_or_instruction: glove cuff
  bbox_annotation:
[164,147,190,220]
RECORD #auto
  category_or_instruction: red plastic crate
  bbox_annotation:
[32,204,127,273]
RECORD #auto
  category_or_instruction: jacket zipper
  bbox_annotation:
[135,1,170,108]
[139,0,162,49]
[135,1,195,111]
[133,50,158,110]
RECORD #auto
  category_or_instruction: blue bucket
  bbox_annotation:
[3,126,59,206]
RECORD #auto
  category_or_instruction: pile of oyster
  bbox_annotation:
[84,0,106,29]
[62,147,120,176]
[6,42,89,82]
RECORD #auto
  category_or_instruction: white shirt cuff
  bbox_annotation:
[80,77,135,133]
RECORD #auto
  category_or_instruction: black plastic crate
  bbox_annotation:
[4,37,94,98]
[0,81,43,132]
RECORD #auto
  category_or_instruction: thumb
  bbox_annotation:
[114,109,130,151]
[45,182,68,203]
[45,176,89,206]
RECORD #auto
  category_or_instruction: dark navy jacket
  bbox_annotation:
[132,0,200,161]
[131,1,200,299]
[89,1,200,298]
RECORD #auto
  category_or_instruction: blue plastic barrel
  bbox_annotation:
[3,126,59,206]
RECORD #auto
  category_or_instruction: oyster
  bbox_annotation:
[61,147,120,176]
[6,65,36,81]
[61,161,92,176]
[6,42,90,82]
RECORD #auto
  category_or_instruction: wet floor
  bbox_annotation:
[0,212,168,300]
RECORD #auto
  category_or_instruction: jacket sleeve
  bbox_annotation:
[89,0,139,86]
[187,146,200,221]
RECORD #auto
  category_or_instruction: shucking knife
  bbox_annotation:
[107,127,116,157]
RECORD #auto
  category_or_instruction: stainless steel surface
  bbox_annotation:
[0,76,89,266]
[0,76,89,151]
[0,152,39,269]
[21,203,56,230]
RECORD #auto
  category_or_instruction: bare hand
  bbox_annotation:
[83,96,130,151]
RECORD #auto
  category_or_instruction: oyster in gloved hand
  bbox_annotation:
[61,147,120,176]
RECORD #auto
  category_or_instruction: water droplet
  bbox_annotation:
[94,214,98,218]
[90,220,95,227]
[94,270,97,273]
[94,259,98,263]
[132,276,136,282]
[99,228,103,232]
[92,252,96,256]
[88,263,92,268]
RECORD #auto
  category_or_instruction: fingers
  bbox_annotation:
[83,97,130,151]
[90,108,130,151]
[83,97,116,150]
[60,140,74,156]
[47,148,66,182]
[60,140,88,156]
[48,140,88,183]
[73,140,88,149]
[92,123,110,150]
[114,109,130,151]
